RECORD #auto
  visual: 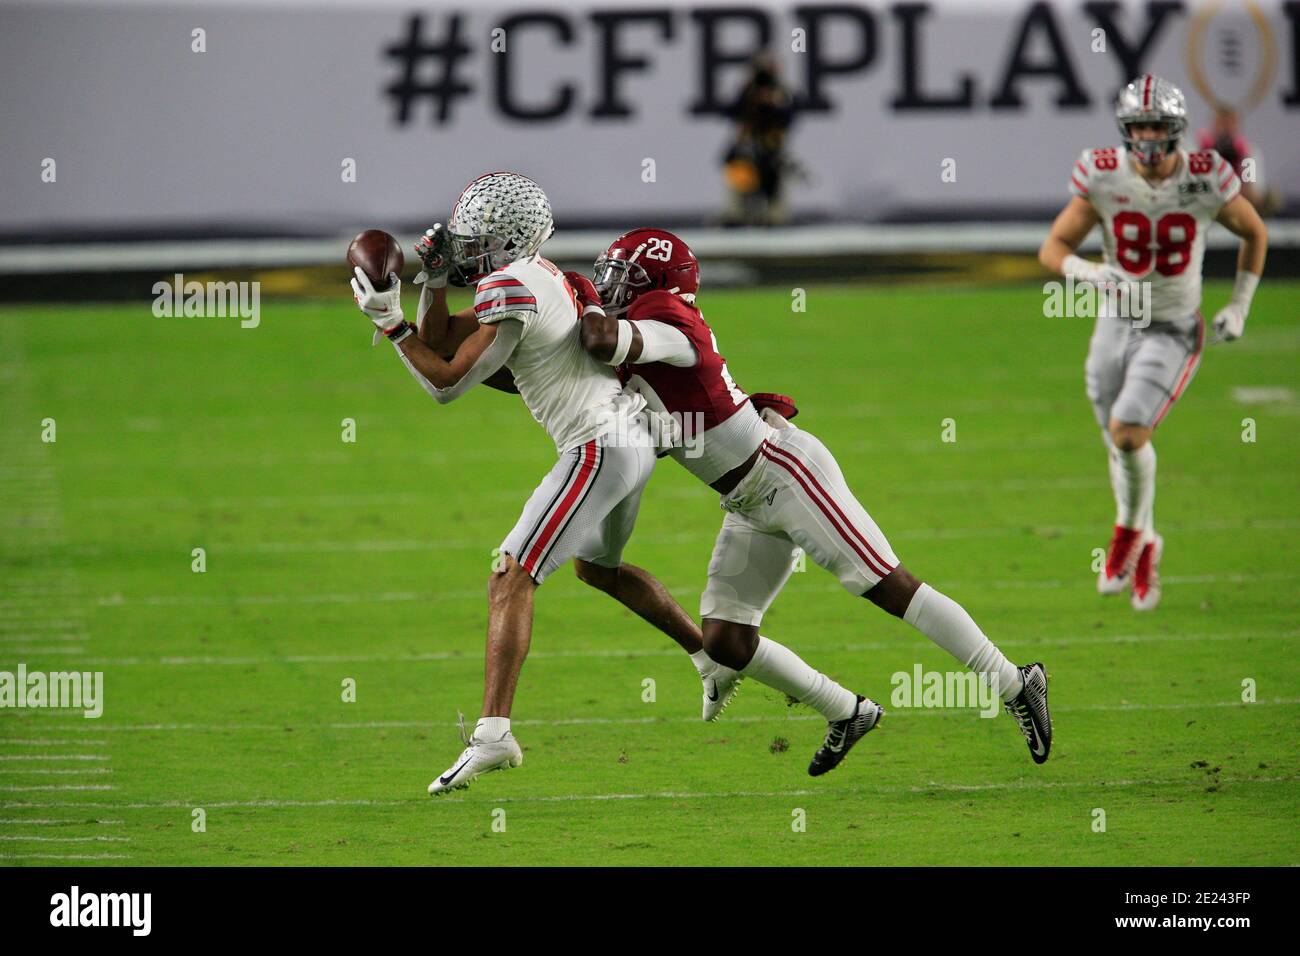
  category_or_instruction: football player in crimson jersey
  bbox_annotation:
[567,229,1053,772]
[1039,75,1268,610]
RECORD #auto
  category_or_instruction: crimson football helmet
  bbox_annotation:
[592,228,700,316]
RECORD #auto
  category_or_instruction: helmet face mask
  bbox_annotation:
[592,256,651,316]
[447,230,512,284]
[447,172,554,284]
[592,228,701,316]
[1115,74,1188,167]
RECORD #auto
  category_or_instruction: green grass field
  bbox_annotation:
[1,280,1297,866]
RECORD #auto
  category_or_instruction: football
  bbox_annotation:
[347,229,404,288]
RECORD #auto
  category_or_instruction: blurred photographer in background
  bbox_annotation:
[1196,106,1282,216]
[721,53,799,226]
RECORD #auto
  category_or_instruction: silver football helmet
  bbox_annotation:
[1115,74,1188,166]
[447,172,555,283]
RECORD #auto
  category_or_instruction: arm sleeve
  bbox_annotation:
[396,319,522,405]
[629,319,697,367]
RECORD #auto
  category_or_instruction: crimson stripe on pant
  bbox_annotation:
[758,443,893,579]
[522,441,600,576]
[1152,313,1205,427]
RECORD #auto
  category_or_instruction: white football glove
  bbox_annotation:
[351,267,410,345]
[1212,302,1247,342]
[759,407,796,431]
[1211,272,1260,343]
[1062,254,1128,287]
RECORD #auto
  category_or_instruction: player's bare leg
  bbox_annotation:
[429,556,534,796]
[702,618,882,775]
[482,556,538,716]
[865,565,1052,763]
[574,559,701,652]
[575,558,741,720]
[1104,420,1162,609]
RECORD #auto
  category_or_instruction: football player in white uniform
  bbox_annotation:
[351,173,737,795]
[1039,75,1267,610]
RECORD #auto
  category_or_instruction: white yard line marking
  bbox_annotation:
[0,631,88,641]
[0,835,130,842]
[0,755,111,762]
[47,515,1300,567]
[59,628,1300,668]
[0,853,130,860]
[0,646,86,655]
[0,740,108,747]
[0,769,112,776]
[0,785,115,792]
[86,569,1300,610]
[10,697,1298,736]
[2,774,1296,813]
[0,819,124,825]
[0,620,86,630]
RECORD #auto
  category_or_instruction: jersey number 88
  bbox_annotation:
[1113,211,1196,277]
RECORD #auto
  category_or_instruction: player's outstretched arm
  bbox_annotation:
[1039,196,1105,278]
[1211,195,1267,341]
[416,289,516,391]
[415,283,475,355]
[397,320,522,404]
[352,267,519,399]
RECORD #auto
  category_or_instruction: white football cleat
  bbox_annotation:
[1097,524,1142,595]
[1130,533,1164,611]
[701,665,742,721]
[428,716,523,796]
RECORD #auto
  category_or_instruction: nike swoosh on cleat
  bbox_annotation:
[706,684,719,702]
[439,755,473,786]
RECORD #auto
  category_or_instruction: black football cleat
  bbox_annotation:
[1005,662,1052,764]
[808,696,883,777]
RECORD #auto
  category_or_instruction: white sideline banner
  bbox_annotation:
[0,0,1296,232]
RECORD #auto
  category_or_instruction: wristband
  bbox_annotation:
[386,321,416,345]
[1229,271,1260,310]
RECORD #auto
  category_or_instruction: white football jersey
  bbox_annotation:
[475,254,644,453]
[1070,147,1240,327]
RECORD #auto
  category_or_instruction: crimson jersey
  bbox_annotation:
[620,290,769,485]
[623,291,747,427]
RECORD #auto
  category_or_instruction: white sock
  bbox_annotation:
[1106,432,1156,531]
[689,649,716,674]
[903,584,1023,702]
[475,716,510,741]
[741,636,857,720]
